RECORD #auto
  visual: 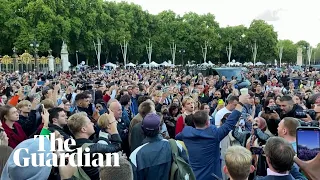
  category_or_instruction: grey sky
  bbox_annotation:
[116,0,320,46]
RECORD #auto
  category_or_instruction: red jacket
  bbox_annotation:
[2,121,27,149]
[175,115,185,136]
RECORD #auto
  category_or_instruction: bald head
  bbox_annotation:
[109,100,122,120]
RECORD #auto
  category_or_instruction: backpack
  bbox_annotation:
[168,139,196,180]
[73,143,94,180]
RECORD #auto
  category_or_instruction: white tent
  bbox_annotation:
[125,62,136,67]
[104,62,117,69]
[256,62,265,66]
[208,61,215,66]
[235,62,242,66]
[201,62,209,66]
[244,62,253,66]
[140,62,149,67]
[227,62,235,66]
[161,61,171,67]
[149,61,159,67]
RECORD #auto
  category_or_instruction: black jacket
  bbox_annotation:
[48,124,71,140]
[17,110,38,137]
[70,134,122,180]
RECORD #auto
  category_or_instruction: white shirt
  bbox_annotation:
[267,168,288,176]
[214,107,232,127]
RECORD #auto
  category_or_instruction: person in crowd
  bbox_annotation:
[109,100,130,156]
[277,117,300,152]
[68,111,122,179]
[120,94,132,122]
[0,145,13,176]
[0,105,27,148]
[215,96,239,127]
[100,157,133,180]
[16,100,38,137]
[278,96,312,122]
[130,113,188,180]
[176,94,249,179]
[62,99,72,117]
[175,97,195,135]
[130,85,140,117]
[48,107,70,140]
[223,146,255,180]
[256,137,304,180]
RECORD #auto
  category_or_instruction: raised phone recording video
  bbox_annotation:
[296,127,320,161]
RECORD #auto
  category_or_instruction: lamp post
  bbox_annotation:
[30,40,39,72]
[179,49,185,65]
[226,41,232,66]
[76,50,79,66]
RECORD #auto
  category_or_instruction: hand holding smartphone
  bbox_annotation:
[296,127,320,161]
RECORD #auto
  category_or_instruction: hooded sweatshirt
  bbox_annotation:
[1,138,52,180]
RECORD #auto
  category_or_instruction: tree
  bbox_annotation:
[246,20,278,63]
[278,40,297,64]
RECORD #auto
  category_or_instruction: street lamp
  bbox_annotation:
[76,50,79,66]
[179,49,185,65]
[30,40,40,72]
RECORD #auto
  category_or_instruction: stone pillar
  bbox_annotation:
[297,48,303,66]
[60,41,70,71]
[48,55,54,72]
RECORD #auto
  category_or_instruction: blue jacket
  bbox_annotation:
[130,135,189,180]
[122,106,131,123]
[176,110,241,179]
[131,95,139,116]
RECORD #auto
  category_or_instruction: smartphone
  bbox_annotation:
[37,81,45,86]
[250,146,264,155]
[296,127,320,161]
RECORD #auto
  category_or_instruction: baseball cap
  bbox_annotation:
[142,113,161,131]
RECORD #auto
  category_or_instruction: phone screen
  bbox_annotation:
[297,127,320,161]
[250,147,264,155]
[37,81,45,86]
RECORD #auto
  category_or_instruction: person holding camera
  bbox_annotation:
[278,96,312,122]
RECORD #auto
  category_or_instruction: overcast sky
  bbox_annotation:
[115,0,320,46]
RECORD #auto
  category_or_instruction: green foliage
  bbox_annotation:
[278,40,298,64]
[0,0,317,65]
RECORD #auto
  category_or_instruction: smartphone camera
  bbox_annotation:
[250,147,264,155]
[296,127,320,161]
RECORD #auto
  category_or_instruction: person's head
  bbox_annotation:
[40,99,55,110]
[226,96,239,111]
[172,98,181,107]
[277,117,300,139]
[138,99,155,118]
[99,157,133,180]
[75,93,90,108]
[264,97,275,108]
[62,99,71,112]
[83,91,93,103]
[132,85,139,96]
[97,113,118,134]
[137,95,152,106]
[248,91,255,105]
[120,94,131,106]
[152,91,162,103]
[0,145,13,176]
[224,146,255,180]
[182,97,194,113]
[256,84,262,92]
[214,90,222,99]
[264,137,295,174]
[168,103,179,116]
[42,87,53,99]
[49,107,67,127]
[0,105,19,122]
[278,96,295,114]
[293,95,301,105]
[1,95,8,104]
[200,103,210,115]
[16,100,32,114]
[192,110,209,129]
[127,86,133,95]
[109,101,122,120]
[185,114,195,128]
[253,117,267,131]
[67,112,95,138]
[196,84,205,94]
[141,113,161,137]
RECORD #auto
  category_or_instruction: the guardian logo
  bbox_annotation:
[13,133,120,167]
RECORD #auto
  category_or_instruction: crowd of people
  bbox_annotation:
[0,66,320,180]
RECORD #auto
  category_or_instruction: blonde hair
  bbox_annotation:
[67,112,88,135]
[225,146,252,180]
[182,97,194,107]
[97,114,112,129]
[41,99,55,109]
[16,100,31,109]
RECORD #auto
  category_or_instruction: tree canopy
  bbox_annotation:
[0,0,318,65]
